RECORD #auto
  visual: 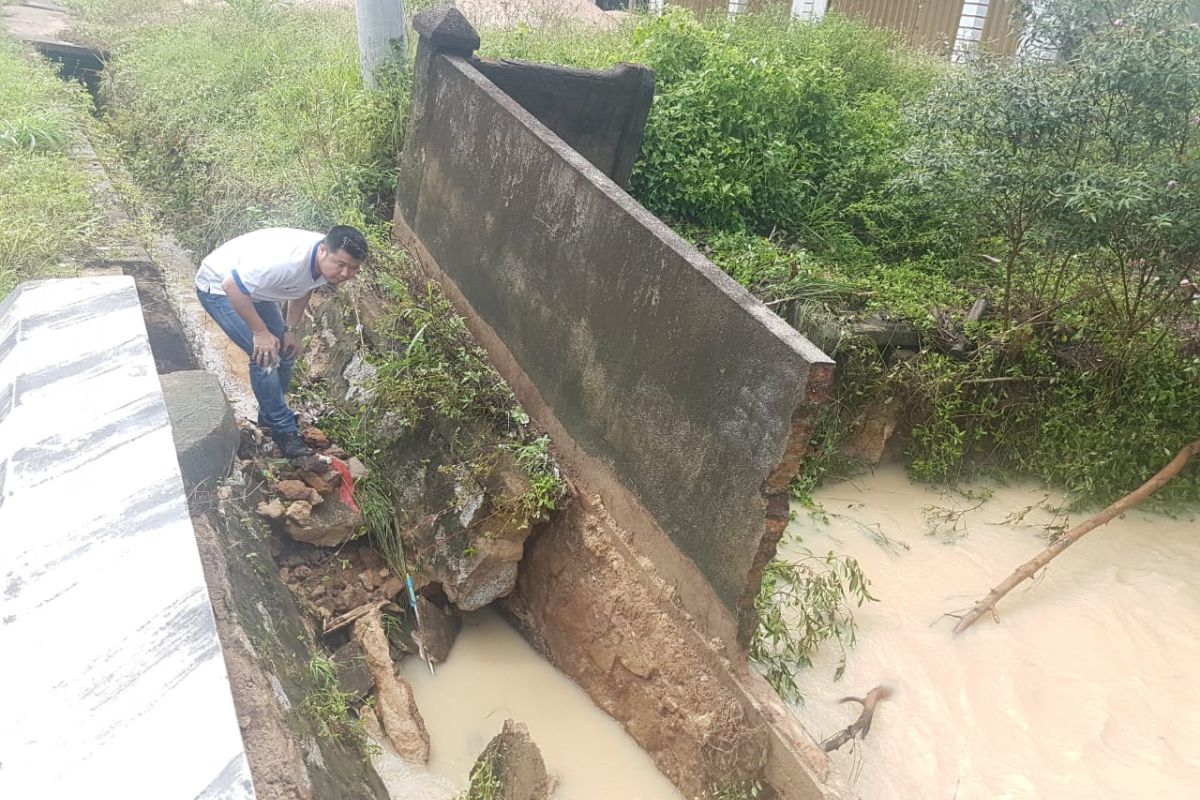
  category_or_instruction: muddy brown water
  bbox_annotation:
[782,464,1200,800]
[374,608,683,799]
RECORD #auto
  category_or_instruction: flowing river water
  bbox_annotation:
[782,463,1200,800]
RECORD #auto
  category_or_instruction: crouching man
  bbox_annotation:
[196,225,367,458]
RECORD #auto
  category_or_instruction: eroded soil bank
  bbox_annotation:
[784,464,1200,799]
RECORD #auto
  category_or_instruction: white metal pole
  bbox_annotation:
[356,0,408,88]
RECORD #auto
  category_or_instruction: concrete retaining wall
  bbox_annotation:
[0,277,255,798]
[395,7,834,651]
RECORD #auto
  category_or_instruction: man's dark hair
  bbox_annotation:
[324,225,368,261]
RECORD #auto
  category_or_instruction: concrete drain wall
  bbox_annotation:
[0,277,254,798]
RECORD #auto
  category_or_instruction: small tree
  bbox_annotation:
[907,0,1200,346]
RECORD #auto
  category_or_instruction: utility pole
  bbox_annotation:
[356,0,408,88]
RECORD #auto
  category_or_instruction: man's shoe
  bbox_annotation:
[273,430,314,460]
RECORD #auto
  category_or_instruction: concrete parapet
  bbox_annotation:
[0,277,255,798]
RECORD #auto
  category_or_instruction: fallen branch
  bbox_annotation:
[323,600,387,635]
[952,438,1200,635]
[820,685,893,753]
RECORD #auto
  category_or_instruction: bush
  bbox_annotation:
[484,9,945,265]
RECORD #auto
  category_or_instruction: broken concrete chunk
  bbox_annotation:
[471,719,552,800]
[285,501,313,524]
[257,497,286,520]
[285,497,362,548]
[412,596,461,664]
[276,479,315,501]
[354,610,430,765]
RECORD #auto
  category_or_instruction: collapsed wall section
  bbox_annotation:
[395,7,834,653]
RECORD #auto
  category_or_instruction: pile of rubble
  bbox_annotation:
[240,423,554,798]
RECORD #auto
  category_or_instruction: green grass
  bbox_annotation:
[89,0,406,254]
[0,38,98,296]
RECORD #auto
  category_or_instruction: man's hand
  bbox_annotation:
[252,330,280,367]
[281,330,301,359]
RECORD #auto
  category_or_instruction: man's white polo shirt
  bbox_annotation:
[196,227,328,302]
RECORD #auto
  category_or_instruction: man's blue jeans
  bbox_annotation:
[197,289,298,436]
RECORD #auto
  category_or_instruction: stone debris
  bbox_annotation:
[284,496,360,547]
[285,501,312,524]
[354,610,430,765]
[276,479,321,504]
[412,596,461,664]
[301,426,331,449]
[297,469,335,495]
[842,401,899,465]
[256,497,285,520]
[471,719,552,800]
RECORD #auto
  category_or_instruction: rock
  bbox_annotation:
[843,401,899,465]
[852,316,921,350]
[286,501,312,524]
[348,457,369,481]
[276,479,315,501]
[298,469,335,495]
[257,497,285,520]
[354,610,430,764]
[412,597,461,664]
[302,427,331,449]
[159,370,238,489]
[285,496,363,548]
[342,352,379,405]
[332,640,373,700]
[472,720,552,800]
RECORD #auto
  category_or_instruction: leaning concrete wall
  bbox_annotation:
[472,57,654,188]
[395,10,834,652]
[0,277,255,798]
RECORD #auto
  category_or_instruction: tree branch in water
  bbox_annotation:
[952,439,1200,635]
[820,685,893,753]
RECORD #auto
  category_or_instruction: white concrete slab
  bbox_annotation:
[0,277,255,799]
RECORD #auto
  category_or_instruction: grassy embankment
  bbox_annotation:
[0,36,99,296]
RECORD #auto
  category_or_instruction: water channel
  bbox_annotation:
[783,464,1200,800]
[374,608,683,800]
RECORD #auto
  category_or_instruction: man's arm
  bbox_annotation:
[221,275,279,367]
[281,290,313,358]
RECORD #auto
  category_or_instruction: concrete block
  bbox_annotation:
[160,370,238,490]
